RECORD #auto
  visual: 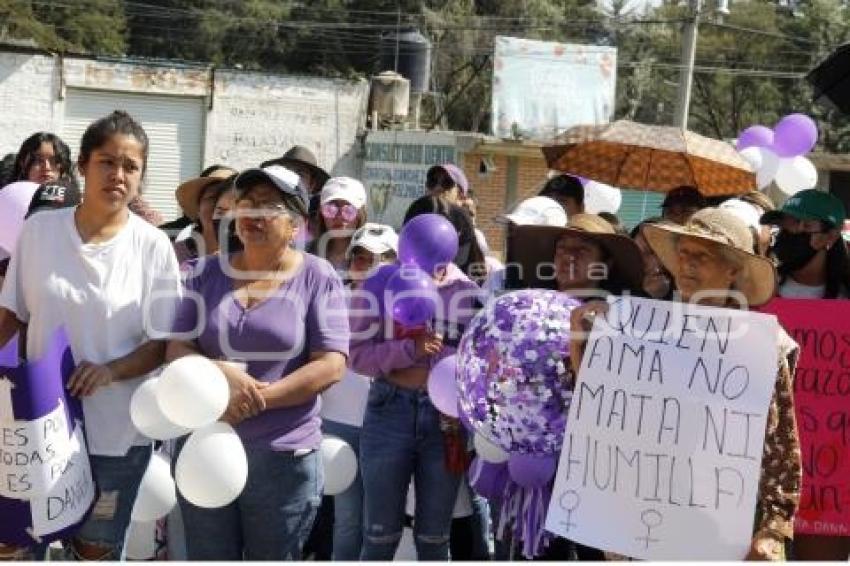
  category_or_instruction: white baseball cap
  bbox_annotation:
[321,176,367,209]
[497,196,568,227]
[346,223,399,257]
[719,198,761,233]
[235,165,307,215]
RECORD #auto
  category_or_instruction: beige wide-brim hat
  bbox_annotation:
[511,213,644,291]
[642,207,777,306]
[175,167,237,220]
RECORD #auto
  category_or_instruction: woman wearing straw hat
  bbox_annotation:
[571,208,802,560]
[511,213,644,299]
[503,214,644,560]
[173,166,238,262]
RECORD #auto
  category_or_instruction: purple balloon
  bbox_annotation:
[360,263,400,315]
[428,355,459,417]
[773,113,818,157]
[385,264,438,328]
[469,457,510,500]
[508,453,557,488]
[399,213,459,275]
[736,125,774,151]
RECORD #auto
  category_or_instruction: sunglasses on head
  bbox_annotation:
[321,202,358,222]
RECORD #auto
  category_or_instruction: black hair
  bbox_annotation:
[824,238,850,299]
[193,174,238,232]
[0,152,16,187]
[539,174,584,206]
[403,195,487,283]
[629,216,664,239]
[78,110,149,174]
[12,132,74,183]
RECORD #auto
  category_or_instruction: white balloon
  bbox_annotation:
[130,378,192,441]
[321,436,358,496]
[157,355,229,429]
[123,520,157,560]
[175,422,247,508]
[756,148,780,189]
[583,181,622,214]
[738,146,764,171]
[131,452,177,522]
[774,156,818,196]
[473,432,509,464]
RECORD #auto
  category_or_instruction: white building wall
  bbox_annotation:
[0,49,368,191]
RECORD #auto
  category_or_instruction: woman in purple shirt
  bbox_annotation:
[167,165,349,560]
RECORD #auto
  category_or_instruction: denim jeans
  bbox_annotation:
[177,444,322,560]
[451,484,492,560]
[322,419,364,560]
[359,380,462,561]
[68,445,151,560]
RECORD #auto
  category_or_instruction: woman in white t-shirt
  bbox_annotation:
[0,111,182,560]
[761,189,849,560]
[761,189,849,301]
[321,223,398,560]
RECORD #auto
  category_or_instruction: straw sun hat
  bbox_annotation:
[642,207,777,306]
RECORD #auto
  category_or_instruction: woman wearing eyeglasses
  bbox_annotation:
[760,190,849,560]
[307,177,368,275]
[10,132,76,186]
[167,165,350,560]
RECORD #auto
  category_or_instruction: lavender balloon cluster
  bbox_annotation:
[457,290,580,456]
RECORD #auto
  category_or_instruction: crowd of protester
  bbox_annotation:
[1,110,849,562]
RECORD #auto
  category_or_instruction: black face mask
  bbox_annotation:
[772,231,818,273]
[212,219,244,255]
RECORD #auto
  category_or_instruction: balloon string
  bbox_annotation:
[496,481,554,559]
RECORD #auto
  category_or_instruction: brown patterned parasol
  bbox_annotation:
[542,120,756,196]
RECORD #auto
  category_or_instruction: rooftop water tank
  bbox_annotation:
[379,28,431,94]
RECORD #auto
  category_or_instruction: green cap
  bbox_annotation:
[760,189,847,229]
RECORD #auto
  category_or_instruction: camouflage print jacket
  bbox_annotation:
[756,327,802,541]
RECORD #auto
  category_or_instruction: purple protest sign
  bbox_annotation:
[0,327,94,547]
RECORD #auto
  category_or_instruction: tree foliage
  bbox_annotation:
[4,0,850,150]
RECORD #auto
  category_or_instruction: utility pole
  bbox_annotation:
[674,0,702,129]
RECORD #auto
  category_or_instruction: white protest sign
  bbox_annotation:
[546,296,779,560]
[0,399,75,499]
[30,426,94,537]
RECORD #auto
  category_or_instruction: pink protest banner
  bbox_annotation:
[760,298,850,536]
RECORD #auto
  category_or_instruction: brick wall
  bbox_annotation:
[463,150,550,257]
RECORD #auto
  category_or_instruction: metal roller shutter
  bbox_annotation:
[619,190,665,230]
[63,88,205,222]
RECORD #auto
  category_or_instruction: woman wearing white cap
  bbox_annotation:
[321,222,399,560]
[308,177,368,274]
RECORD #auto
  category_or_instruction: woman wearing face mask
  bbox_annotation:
[308,177,368,274]
[761,189,850,300]
[761,190,850,560]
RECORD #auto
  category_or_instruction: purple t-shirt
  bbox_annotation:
[172,253,350,451]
